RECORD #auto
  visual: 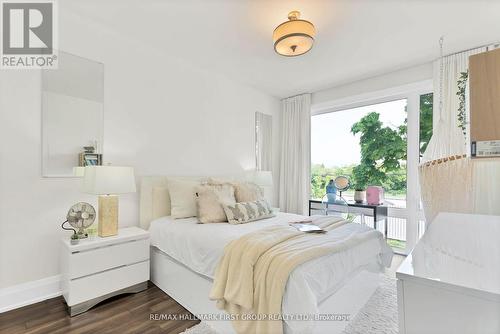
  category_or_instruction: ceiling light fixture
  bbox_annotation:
[273,11,315,57]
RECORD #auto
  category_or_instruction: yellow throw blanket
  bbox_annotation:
[209,216,380,334]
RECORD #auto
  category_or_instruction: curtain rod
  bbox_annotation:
[298,41,499,101]
[282,92,311,101]
[439,41,500,60]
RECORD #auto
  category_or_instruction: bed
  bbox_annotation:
[140,176,393,334]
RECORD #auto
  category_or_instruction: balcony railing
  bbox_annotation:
[352,214,426,250]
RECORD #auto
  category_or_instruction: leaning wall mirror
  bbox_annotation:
[255,111,273,171]
[41,51,104,177]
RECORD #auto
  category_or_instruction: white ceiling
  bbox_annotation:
[63,0,500,98]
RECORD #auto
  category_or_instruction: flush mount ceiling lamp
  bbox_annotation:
[273,11,316,57]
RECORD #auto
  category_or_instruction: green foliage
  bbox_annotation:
[350,112,407,189]
[419,93,433,156]
[310,95,433,199]
[387,238,406,250]
[456,71,468,136]
[310,164,354,199]
[310,163,406,199]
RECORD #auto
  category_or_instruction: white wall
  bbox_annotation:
[0,9,280,290]
[312,63,433,107]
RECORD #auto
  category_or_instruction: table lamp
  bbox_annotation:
[73,167,85,177]
[82,166,136,237]
[249,170,273,203]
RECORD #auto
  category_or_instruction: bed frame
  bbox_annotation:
[140,176,381,334]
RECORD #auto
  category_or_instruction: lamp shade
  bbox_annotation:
[73,166,85,177]
[83,166,136,195]
[273,11,315,57]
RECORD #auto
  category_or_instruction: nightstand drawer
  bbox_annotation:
[67,260,149,306]
[69,238,149,279]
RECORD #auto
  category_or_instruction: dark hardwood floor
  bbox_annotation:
[0,282,199,334]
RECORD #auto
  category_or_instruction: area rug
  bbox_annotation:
[180,322,217,334]
[180,275,398,334]
[342,275,398,334]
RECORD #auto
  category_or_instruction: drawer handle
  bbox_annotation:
[72,238,148,254]
[71,260,149,281]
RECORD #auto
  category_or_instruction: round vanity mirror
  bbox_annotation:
[334,176,350,192]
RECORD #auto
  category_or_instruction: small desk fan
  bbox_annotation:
[62,202,96,239]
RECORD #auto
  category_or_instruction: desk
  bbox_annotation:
[309,199,388,237]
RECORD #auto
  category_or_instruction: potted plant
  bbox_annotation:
[353,185,367,203]
[352,166,368,203]
[70,233,79,245]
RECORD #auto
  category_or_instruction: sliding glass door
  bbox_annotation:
[311,82,433,254]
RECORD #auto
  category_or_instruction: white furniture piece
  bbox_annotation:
[397,212,500,334]
[82,166,137,237]
[141,175,388,334]
[60,227,150,316]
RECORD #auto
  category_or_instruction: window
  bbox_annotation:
[310,83,433,254]
[311,99,408,208]
[419,93,433,161]
[418,92,433,239]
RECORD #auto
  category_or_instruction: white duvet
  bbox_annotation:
[149,212,393,333]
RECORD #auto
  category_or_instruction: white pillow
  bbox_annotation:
[207,178,263,203]
[152,186,170,219]
[168,178,201,219]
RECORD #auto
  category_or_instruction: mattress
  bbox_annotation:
[149,212,393,333]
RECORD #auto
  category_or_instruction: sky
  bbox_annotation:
[311,99,408,167]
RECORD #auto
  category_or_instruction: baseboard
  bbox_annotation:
[0,275,62,313]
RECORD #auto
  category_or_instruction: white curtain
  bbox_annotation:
[255,112,273,171]
[279,94,311,214]
[422,47,486,162]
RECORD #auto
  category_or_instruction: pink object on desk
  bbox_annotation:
[366,186,384,205]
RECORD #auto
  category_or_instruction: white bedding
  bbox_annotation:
[149,212,393,333]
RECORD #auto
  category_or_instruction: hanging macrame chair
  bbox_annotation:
[419,38,500,223]
[422,37,468,163]
[419,38,475,223]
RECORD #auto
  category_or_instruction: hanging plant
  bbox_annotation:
[456,70,468,136]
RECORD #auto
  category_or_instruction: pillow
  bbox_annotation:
[168,179,201,219]
[152,186,170,219]
[206,178,263,202]
[233,182,264,202]
[222,199,274,225]
[196,183,236,223]
[206,177,235,185]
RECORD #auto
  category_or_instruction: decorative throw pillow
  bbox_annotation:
[168,178,201,219]
[233,182,264,202]
[206,179,264,203]
[196,183,236,223]
[222,199,274,225]
[206,177,235,185]
[152,186,170,219]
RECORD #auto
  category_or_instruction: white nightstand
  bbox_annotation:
[60,227,150,316]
